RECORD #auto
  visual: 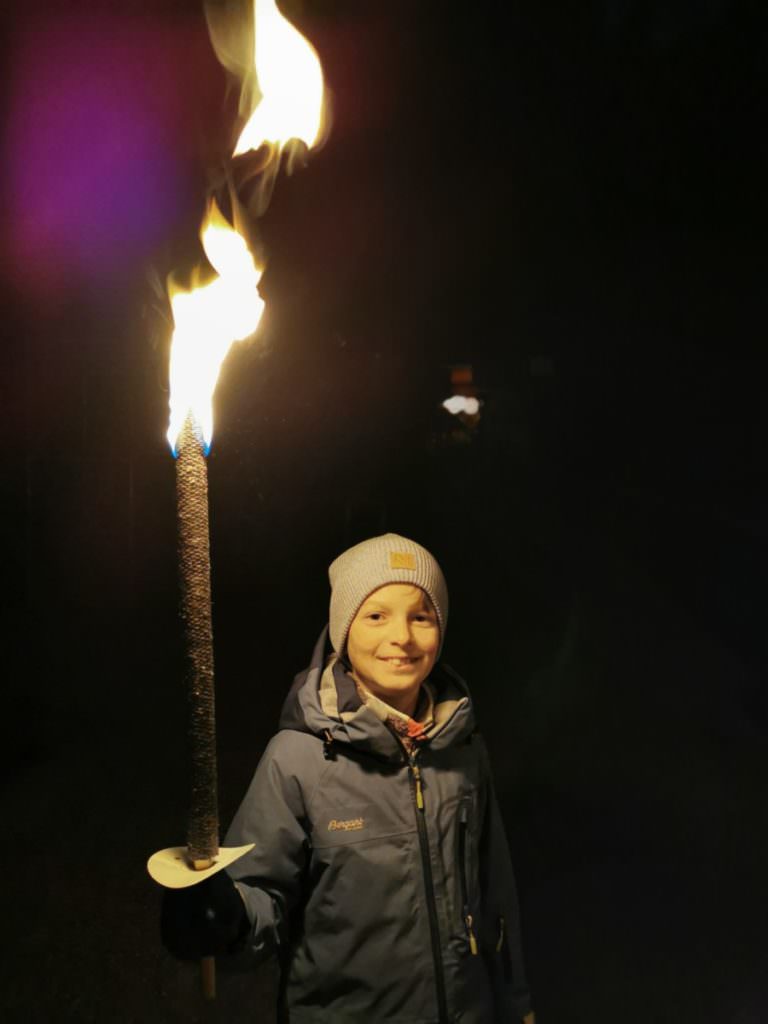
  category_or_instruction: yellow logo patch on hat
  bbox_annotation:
[389,551,416,570]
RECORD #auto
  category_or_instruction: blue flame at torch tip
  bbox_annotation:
[170,416,210,459]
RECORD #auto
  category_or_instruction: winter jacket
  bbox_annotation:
[225,628,533,1023]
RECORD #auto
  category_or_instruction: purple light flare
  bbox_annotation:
[4,12,220,297]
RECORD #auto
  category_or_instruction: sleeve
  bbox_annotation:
[223,732,313,962]
[477,737,534,1023]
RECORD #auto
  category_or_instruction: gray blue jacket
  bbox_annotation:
[225,629,532,1023]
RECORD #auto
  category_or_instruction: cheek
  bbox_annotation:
[347,629,373,662]
[421,632,440,658]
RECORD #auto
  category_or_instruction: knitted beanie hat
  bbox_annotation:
[328,533,448,657]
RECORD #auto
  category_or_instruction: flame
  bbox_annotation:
[234,0,325,156]
[167,200,264,452]
[167,0,326,453]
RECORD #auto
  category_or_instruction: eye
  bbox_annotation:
[366,612,384,622]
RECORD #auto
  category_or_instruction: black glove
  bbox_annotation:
[160,869,250,961]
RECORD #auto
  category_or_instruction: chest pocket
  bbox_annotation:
[456,789,481,917]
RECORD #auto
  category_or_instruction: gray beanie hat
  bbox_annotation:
[328,533,448,657]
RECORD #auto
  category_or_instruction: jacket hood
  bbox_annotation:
[278,626,477,763]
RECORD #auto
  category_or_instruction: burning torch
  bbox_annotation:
[148,0,328,998]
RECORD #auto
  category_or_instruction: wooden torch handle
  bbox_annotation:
[190,855,217,999]
[201,955,216,1000]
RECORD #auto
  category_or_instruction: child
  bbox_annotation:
[162,533,534,1023]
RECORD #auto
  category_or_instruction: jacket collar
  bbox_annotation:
[279,627,476,762]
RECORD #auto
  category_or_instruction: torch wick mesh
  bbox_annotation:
[176,414,219,863]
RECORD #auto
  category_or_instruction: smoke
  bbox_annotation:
[204,0,259,128]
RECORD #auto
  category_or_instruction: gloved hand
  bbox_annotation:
[160,869,250,961]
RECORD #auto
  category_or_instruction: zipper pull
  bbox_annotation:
[495,916,505,953]
[465,914,478,955]
[412,762,424,810]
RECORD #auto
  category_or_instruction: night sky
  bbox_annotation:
[2,2,767,1021]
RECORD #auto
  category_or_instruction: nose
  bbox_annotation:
[388,615,413,647]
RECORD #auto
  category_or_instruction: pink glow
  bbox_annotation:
[4,13,220,296]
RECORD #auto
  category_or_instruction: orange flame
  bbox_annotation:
[234,0,326,156]
[167,201,264,452]
[167,0,327,453]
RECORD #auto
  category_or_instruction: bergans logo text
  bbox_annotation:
[328,817,365,832]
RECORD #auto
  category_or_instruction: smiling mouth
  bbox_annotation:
[379,656,418,667]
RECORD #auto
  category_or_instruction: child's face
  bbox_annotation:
[346,584,440,714]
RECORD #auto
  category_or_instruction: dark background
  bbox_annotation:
[2,1,766,1021]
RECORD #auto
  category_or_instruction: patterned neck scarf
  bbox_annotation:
[351,676,436,754]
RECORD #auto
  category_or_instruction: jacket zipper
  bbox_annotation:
[496,914,512,981]
[458,803,478,955]
[408,754,449,1024]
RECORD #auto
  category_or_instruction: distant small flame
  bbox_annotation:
[234,0,325,156]
[443,396,480,416]
[167,200,264,452]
